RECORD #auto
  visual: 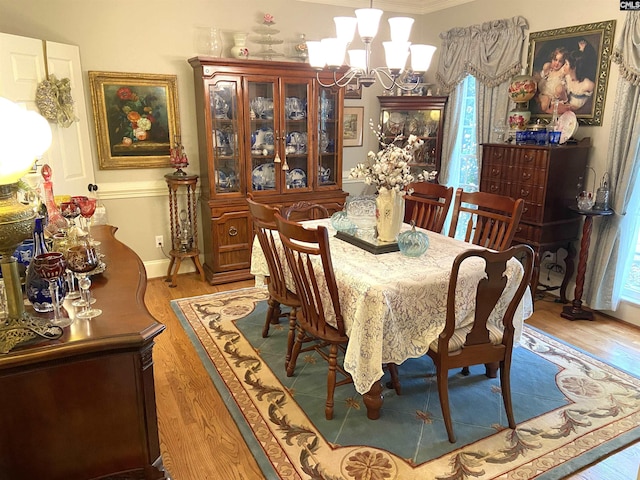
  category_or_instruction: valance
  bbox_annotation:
[437,16,528,94]
[613,12,640,85]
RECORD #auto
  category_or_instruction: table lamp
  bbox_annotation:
[0,96,62,353]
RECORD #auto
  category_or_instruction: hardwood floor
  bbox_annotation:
[145,273,640,480]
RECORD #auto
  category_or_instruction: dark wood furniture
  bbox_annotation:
[427,244,534,443]
[0,225,167,480]
[404,182,453,233]
[164,173,205,287]
[561,207,614,321]
[188,58,348,285]
[378,95,447,181]
[480,139,591,301]
[449,188,524,251]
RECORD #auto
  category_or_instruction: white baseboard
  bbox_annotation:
[144,258,199,279]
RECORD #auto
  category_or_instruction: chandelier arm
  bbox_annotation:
[315,69,359,88]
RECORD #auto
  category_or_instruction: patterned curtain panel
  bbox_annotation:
[585,12,640,311]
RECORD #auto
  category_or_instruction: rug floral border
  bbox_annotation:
[174,288,640,480]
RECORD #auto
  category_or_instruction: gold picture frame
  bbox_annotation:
[344,80,362,99]
[343,106,364,147]
[527,20,616,126]
[89,71,180,169]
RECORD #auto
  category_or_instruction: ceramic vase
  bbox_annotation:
[376,188,405,243]
[231,33,249,59]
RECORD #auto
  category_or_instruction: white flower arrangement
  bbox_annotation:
[349,122,437,194]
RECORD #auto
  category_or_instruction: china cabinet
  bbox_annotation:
[378,95,448,181]
[189,57,348,284]
[480,138,591,301]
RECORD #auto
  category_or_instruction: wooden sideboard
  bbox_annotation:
[480,139,590,301]
[0,226,167,480]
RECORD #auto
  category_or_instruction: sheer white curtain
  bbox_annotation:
[584,12,640,310]
[436,16,528,184]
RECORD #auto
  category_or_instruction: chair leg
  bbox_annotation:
[436,365,456,443]
[286,327,305,377]
[262,297,281,338]
[325,344,338,420]
[461,366,470,376]
[386,363,402,395]
[500,363,516,429]
[484,362,499,378]
[285,308,297,370]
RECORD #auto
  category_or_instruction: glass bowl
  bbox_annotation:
[346,195,377,233]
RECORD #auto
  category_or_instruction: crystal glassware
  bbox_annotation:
[66,244,102,319]
[76,197,98,245]
[33,252,71,327]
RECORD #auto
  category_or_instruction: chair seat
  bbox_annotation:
[429,322,504,353]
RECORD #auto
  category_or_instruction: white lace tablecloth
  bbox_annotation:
[250,220,533,395]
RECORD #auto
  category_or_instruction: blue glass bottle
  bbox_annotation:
[25,216,67,312]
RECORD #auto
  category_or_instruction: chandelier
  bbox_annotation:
[306,6,436,92]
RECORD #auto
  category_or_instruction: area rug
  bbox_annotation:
[171,287,640,480]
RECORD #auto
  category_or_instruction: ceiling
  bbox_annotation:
[294,0,476,15]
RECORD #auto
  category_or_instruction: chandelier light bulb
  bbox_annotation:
[306,41,326,68]
[348,50,367,71]
[334,17,357,44]
[388,17,414,43]
[410,44,437,72]
[383,42,410,73]
[354,8,383,41]
[321,38,347,68]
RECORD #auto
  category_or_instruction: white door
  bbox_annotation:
[0,32,96,196]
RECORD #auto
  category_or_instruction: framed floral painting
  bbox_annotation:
[88,71,180,169]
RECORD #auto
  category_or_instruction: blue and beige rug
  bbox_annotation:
[171,287,640,479]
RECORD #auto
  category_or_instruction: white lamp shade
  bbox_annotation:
[347,49,367,71]
[354,8,383,40]
[0,97,51,185]
[388,17,414,43]
[410,44,437,72]
[383,41,410,71]
[321,38,347,68]
[306,41,326,68]
[334,17,357,44]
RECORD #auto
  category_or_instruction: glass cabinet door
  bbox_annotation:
[210,80,241,195]
[317,87,339,187]
[380,107,441,177]
[282,80,311,191]
[248,80,277,193]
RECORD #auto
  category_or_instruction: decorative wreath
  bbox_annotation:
[35,74,76,128]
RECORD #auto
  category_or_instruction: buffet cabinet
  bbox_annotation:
[480,138,591,300]
[0,226,167,480]
[189,57,348,284]
[378,95,447,181]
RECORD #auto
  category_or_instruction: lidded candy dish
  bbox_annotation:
[397,222,430,257]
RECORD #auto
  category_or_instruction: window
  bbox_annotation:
[621,159,640,305]
[446,75,478,239]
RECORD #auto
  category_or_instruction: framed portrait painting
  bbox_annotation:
[343,106,364,147]
[89,71,180,169]
[527,20,616,126]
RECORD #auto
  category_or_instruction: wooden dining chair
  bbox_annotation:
[282,201,329,222]
[427,244,534,443]
[404,182,454,233]
[448,188,524,251]
[247,198,301,370]
[274,213,352,419]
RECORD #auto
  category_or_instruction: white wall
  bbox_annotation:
[1,1,634,323]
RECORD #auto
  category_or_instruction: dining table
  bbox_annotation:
[250,219,534,420]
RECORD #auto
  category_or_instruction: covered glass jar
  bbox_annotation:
[397,222,430,257]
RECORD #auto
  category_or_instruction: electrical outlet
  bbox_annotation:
[155,235,164,248]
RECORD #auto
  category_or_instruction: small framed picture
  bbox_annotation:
[344,80,362,99]
[343,106,364,147]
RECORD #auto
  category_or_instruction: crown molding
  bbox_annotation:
[293,0,475,15]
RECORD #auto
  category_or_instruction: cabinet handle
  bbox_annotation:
[491,168,500,176]
[523,206,529,214]
[523,154,534,162]
[490,185,499,193]
[520,189,530,197]
[229,226,238,237]
[521,171,531,180]
[493,151,503,159]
